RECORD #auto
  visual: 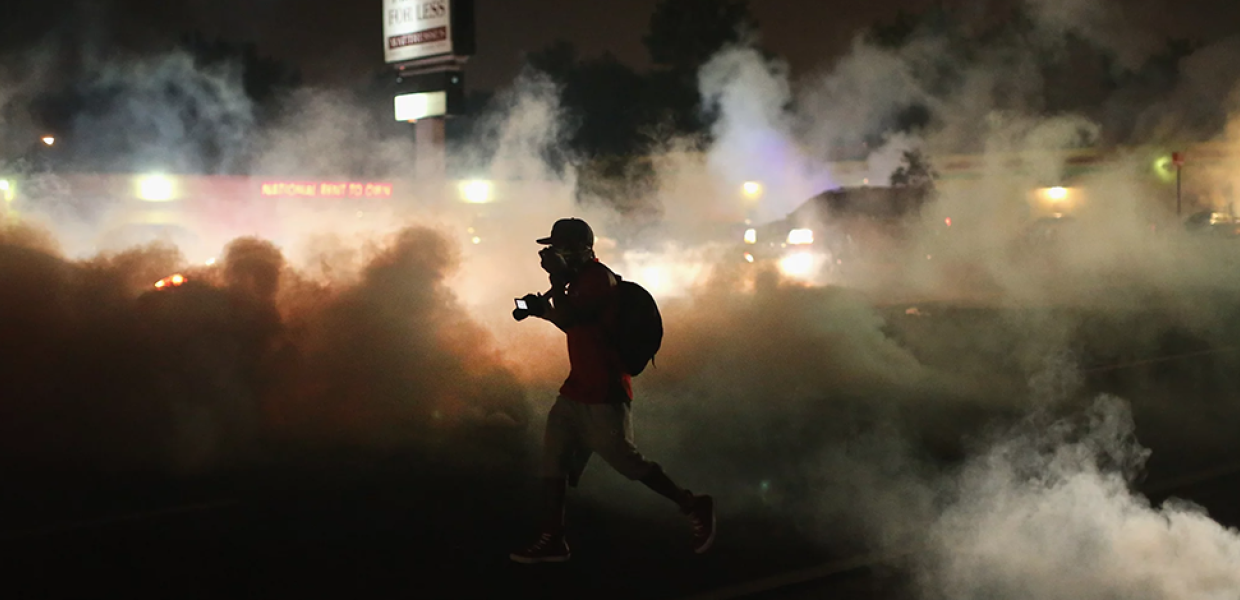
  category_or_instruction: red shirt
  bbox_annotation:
[558,261,633,404]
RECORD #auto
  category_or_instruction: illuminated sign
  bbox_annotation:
[384,0,474,65]
[260,182,394,199]
[385,0,451,63]
[395,91,447,121]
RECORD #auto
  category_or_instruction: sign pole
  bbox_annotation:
[1172,151,1184,217]
[383,0,474,185]
[415,118,446,181]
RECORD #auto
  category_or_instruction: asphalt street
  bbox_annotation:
[7,302,1240,599]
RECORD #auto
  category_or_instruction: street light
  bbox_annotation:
[458,180,493,204]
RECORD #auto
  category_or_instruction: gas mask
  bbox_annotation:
[539,246,569,275]
[539,246,591,277]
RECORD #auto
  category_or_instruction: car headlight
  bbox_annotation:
[1036,186,1073,205]
[787,229,814,245]
[778,253,816,278]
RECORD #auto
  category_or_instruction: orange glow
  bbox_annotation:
[153,273,188,289]
[945,217,952,227]
[260,181,393,199]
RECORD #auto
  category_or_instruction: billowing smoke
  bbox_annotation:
[699,46,827,222]
[4,3,1240,598]
[921,395,1240,600]
[0,221,531,476]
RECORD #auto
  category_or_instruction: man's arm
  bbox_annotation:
[540,284,573,332]
[538,267,613,332]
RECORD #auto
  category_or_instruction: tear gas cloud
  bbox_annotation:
[5,1,1240,597]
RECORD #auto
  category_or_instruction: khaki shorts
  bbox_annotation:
[542,396,656,485]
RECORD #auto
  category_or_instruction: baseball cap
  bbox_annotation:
[536,218,594,249]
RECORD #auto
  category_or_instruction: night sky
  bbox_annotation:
[3,0,1240,90]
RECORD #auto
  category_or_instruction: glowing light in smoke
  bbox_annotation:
[744,252,754,263]
[640,266,667,296]
[471,236,481,244]
[744,228,757,244]
[1047,187,1068,201]
[136,174,175,201]
[41,136,55,146]
[619,249,713,299]
[459,180,493,204]
[205,258,216,266]
[779,253,816,279]
[0,179,11,201]
[945,217,952,227]
[741,181,763,200]
[1153,155,1177,183]
[786,229,814,245]
[153,273,188,289]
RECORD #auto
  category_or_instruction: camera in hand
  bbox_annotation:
[513,294,545,321]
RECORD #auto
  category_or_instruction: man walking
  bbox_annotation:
[510,218,715,564]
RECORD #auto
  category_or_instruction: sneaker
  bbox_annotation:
[510,532,571,564]
[686,495,716,554]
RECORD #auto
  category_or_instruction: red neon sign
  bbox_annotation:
[260,181,394,198]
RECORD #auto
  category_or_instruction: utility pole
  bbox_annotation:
[1173,151,1184,217]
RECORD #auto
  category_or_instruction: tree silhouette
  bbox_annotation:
[27,32,304,174]
[642,0,758,138]
[643,0,757,71]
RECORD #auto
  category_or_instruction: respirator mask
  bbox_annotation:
[539,245,582,276]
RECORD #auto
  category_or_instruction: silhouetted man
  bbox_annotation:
[510,218,715,563]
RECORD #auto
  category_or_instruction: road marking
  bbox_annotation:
[675,551,904,600]
[677,461,1240,600]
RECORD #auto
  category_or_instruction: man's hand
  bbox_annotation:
[512,293,549,322]
[523,293,549,317]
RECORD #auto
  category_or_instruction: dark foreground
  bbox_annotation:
[6,458,1240,600]
[7,299,1240,599]
[2,462,853,600]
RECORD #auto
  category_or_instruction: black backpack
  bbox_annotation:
[612,275,663,376]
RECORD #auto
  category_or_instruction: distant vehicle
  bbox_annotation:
[1016,214,1080,247]
[1184,211,1240,238]
[739,185,934,284]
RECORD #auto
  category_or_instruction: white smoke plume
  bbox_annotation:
[3,6,1240,600]
[921,395,1240,600]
